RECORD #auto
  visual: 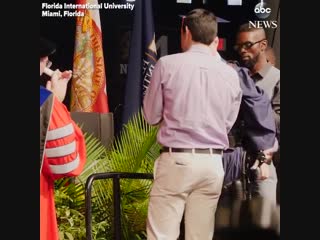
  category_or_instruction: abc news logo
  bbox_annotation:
[250,1,277,29]
[254,1,271,19]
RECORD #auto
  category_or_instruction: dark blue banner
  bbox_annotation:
[122,0,158,125]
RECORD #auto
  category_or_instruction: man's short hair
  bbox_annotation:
[182,8,218,45]
[237,23,266,35]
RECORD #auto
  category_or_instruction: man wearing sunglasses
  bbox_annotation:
[234,24,280,206]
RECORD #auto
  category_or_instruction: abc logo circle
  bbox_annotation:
[254,2,271,19]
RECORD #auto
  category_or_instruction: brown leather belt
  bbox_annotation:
[161,147,222,155]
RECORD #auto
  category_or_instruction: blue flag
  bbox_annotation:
[122,0,158,125]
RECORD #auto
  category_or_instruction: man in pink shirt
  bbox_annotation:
[143,8,242,240]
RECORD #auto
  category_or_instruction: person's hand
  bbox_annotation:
[250,160,270,180]
[46,69,72,102]
[263,148,275,159]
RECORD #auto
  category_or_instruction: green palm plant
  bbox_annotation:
[55,109,160,240]
[55,133,109,240]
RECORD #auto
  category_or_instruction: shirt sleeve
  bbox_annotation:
[237,67,276,151]
[42,96,86,180]
[143,59,164,125]
[226,85,242,133]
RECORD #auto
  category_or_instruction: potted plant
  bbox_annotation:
[55,109,160,239]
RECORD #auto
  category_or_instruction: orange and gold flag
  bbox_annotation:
[70,0,109,113]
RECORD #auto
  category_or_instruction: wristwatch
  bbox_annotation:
[257,150,272,166]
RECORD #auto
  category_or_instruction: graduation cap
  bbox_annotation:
[40,37,56,58]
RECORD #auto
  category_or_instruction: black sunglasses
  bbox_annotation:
[234,39,266,51]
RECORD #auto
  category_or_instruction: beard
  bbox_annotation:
[240,53,259,70]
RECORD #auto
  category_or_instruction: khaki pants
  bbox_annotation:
[147,150,225,240]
